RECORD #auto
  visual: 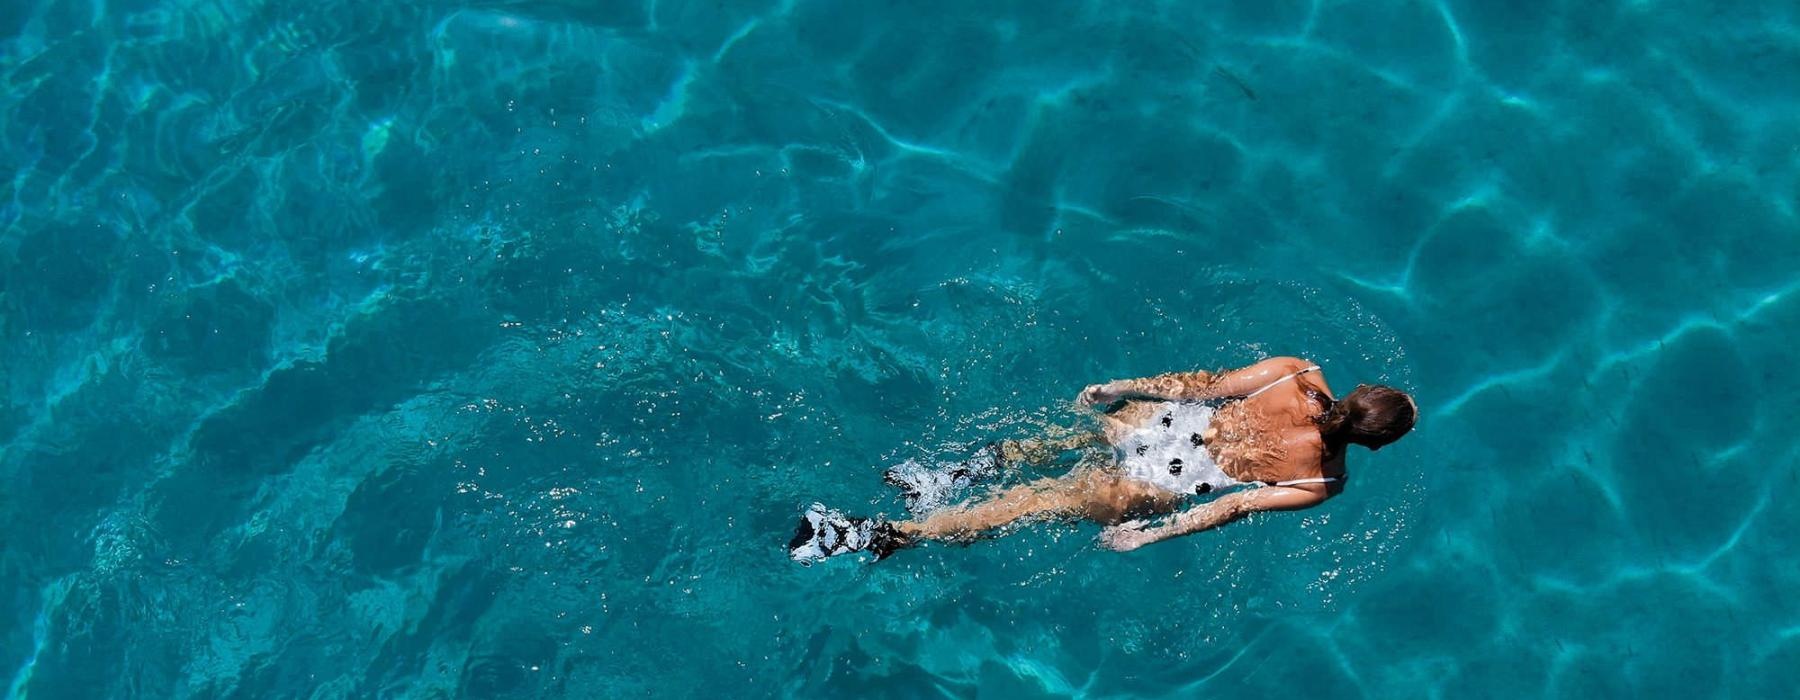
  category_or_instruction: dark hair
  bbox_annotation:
[1314,384,1417,451]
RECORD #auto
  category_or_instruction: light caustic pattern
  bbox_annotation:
[2,0,1798,697]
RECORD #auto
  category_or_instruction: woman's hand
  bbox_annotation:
[1098,519,1158,552]
[1078,381,1124,406]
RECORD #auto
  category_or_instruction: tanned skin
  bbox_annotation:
[890,357,1348,551]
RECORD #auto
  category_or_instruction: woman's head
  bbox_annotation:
[1316,384,1417,450]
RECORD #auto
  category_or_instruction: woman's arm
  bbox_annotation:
[1097,486,1325,551]
[1078,370,1219,404]
[1079,357,1311,405]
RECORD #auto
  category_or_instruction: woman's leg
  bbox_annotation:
[992,429,1104,466]
[941,400,1167,481]
[789,464,1183,562]
[884,428,1103,510]
[896,476,1087,542]
[894,467,1182,543]
[1099,401,1163,445]
[1005,402,1173,465]
[793,408,1180,563]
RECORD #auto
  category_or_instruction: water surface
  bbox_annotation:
[3,0,1797,697]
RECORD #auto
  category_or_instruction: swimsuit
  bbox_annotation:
[1113,365,1341,496]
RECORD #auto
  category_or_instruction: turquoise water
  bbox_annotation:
[3,0,1797,696]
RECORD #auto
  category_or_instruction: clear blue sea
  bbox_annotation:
[3,0,1797,697]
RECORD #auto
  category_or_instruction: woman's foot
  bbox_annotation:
[881,444,1004,514]
[787,503,910,564]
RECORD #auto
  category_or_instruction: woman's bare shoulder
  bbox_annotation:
[1242,356,1313,373]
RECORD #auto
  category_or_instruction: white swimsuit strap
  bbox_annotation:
[1245,365,1321,398]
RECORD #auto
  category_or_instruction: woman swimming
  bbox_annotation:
[787,357,1418,563]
